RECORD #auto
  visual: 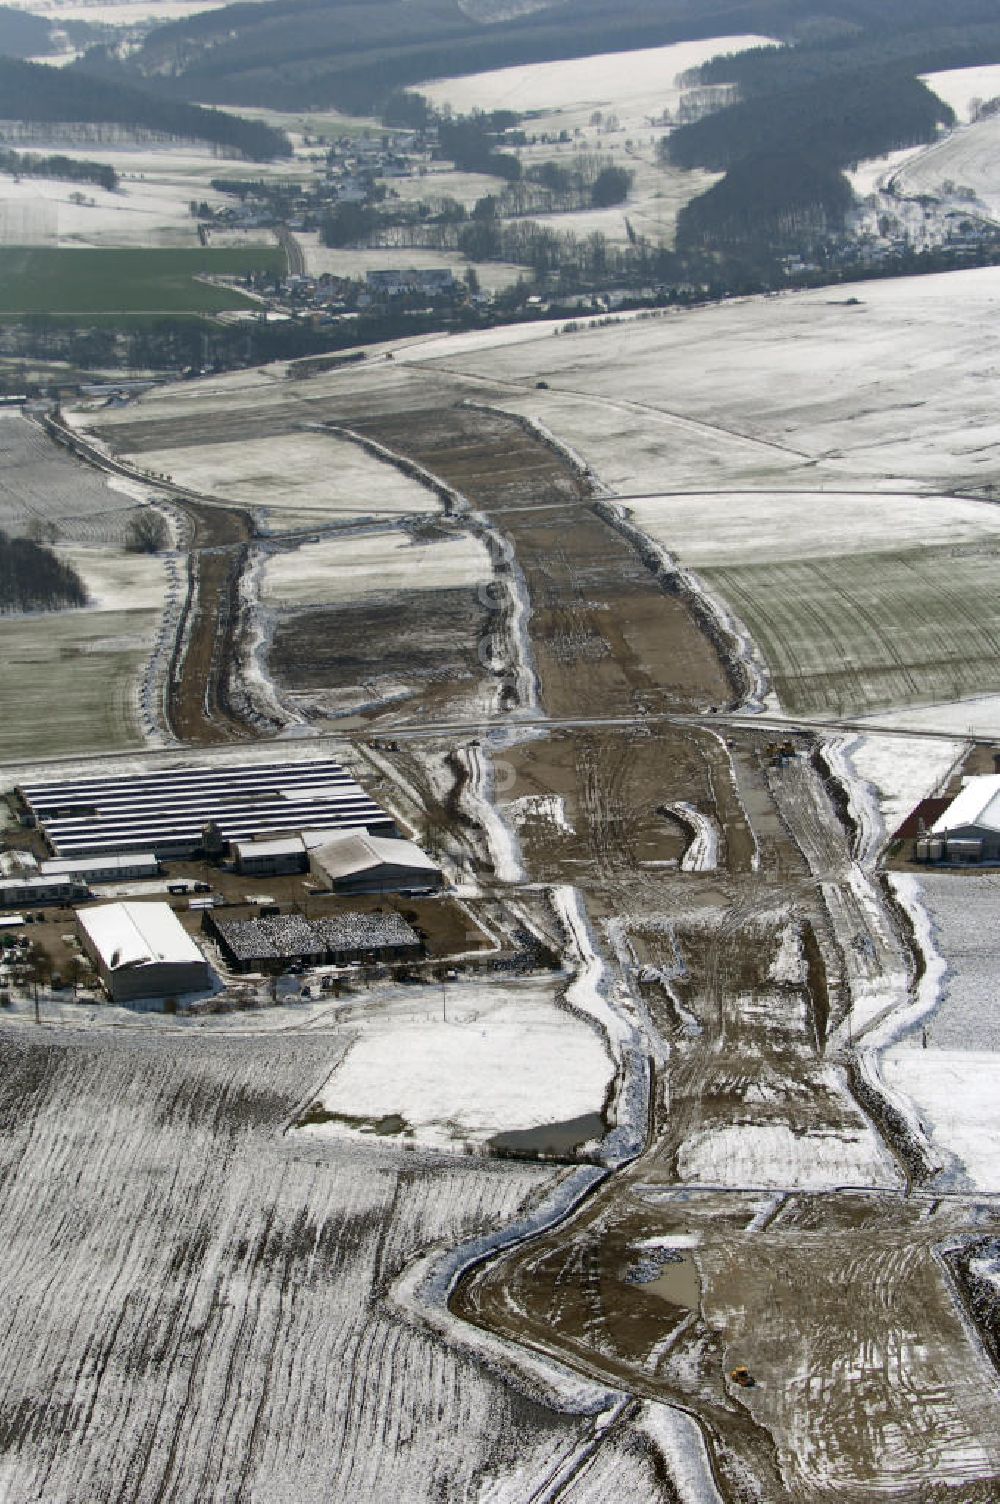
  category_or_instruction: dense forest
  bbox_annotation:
[0,148,118,192]
[0,531,88,614]
[666,6,1000,250]
[0,4,54,59]
[0,59,291,160]
[89,0,811,112]
[667,69,952,174]
[676,152,854,250]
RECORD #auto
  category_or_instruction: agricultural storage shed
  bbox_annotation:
[0,873,88,907]
[77,901,212,1002]
[18,757,394,861]
[207,912,326,973]
[919,775,1000,863]
[310,832,442,895]
[40,853,159,883]
[232,836,308,877]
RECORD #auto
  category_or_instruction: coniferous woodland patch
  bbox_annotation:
[0,58,291,161]
[0,530,88,614]
[0,148,118,192]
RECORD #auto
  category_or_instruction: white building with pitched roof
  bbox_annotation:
[922,775,1000,863]
[77,901,213,1002]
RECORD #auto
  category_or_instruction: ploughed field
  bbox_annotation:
[0,1024,587,1502]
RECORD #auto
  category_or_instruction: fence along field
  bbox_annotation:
[0,245,286,315]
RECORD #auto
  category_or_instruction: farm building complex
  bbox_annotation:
[77,901,213,1003]
[918,774,1000,863]
[0,849,160,907]
[17,758,395,861]
[207,909,422,972]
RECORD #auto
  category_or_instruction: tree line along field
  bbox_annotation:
[0,246,286,316]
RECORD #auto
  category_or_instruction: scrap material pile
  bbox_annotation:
[316,911,424,961]
[209,909,421,970]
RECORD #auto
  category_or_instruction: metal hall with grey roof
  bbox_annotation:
[18,757,395,861]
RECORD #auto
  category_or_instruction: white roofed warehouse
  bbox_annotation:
[309,831,443,895]
[918,774,1000,863]
[77,901,213,1003]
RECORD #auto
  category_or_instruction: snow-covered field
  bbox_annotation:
[0,421,174,751]
[889,115,1000,224]
[8,0,251,19]
[261,528,491,606]
[405,266,1000,494]
[58,539,172,612]
[882,1050,1000,1192]
[676,1098,898,1191]
[871,864,1000,1192]
[388,267,1000,715]
[902,873,1000,1053]
[136,431,436,529]
[387,168,506,209]
[705,548,1000,716]
[418,36,776,136]
[294,232,527,290]
[617,490,1000,717]
[0,143,301,248]
[922,64,1000,123]
[303,977,614,1152]
[624,489,1000,566]
[859,696,1000,738]
[0,412,143,542]
[846,144,931,197]
[0,540,171,761]
[0,610,158,760]
[0,1020,593,1502]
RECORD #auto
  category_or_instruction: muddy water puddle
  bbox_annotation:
[490,1111,604,1157]
[644,1252,702,1310]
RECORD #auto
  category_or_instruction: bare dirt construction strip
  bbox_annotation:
[166,498,257,744]
[40,413,260,745]
[350,404,735,719]
[312,404,1000,1500]
[456,1186,1000,1504]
